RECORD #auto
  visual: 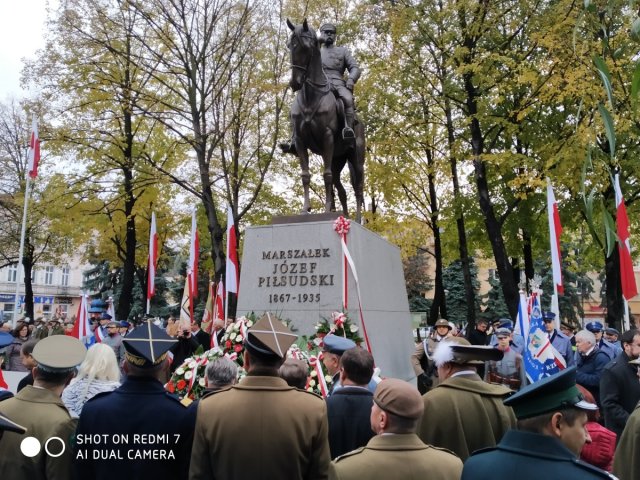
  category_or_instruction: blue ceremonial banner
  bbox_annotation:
[524,294,564,383]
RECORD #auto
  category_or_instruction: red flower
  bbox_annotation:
[166,381,175,393]
[234,344,243,353]
[176,380,187,390]
[225,340,232,349]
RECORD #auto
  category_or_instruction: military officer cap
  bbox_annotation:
[374,378,423,420]
[604,327,619,336]
[319,23,337,33]
[323,334,356,356]
[498,319,514,330]
[122,321,177,368]
[0,412,26,435]
[434,319,452,329]
[100,312,113,321]
[88,298,107,313]
[433,337,503,366]
[32,335,87,373]
[106,321,119,328]
[244,313,298,359]
[542,312,556,322]
[585,321,604,333]
[119,320,130,328]
[504,366,597,419]
[495,328,512,338]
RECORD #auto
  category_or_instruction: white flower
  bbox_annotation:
[188,361,197,369]
[314,323,321,330]
[226,325,234,333]
[236,333,243,342]
[309,379,316,387]
[175,368,184,375]
[325,375,333,383]
[246,320,253,327]
[313,337,323,346]
[350,324,359,333]
[230,332,237,341]
[199,378,206,387]
[184,371,193,380]
[310,370,317,377]
[307,387,313,392]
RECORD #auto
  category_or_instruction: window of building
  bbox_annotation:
[7,265,17,282]
[56,304,69,318]
[2,304,14,322]
[61,267,70,287]
[44,266,54,285]
[31,269,37,284]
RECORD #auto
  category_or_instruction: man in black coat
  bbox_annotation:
[190,321,211,351]
[600,328,640,441]
[75,322,196,480]
[326,347,375,459]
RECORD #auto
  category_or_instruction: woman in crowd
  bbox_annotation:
[5,321,30,371]
[577,384,616,472]
[62,343,121,417]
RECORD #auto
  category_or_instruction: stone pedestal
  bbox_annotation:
[236,218,414,380]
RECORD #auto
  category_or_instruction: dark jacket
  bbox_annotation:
[170,335,200,372]
[75,376,196,480]
[194,329,211,351]
[462,430,613,479]
[576,347,609,405]
[326,386,374,459]
[600,351,640,440]
[467,328,489,346]
[17,371,34,392]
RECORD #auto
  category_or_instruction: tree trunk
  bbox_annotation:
[444,95,475,326]
[464,71,519,319]
[426,148,447,324]
[22,240,35,321]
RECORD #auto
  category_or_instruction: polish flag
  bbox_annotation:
[71,294,93,346]
[546,179,564,294]
[147,212,158,313]
[188,209,199,299]
[614,174,638,300]
[226,206,239,294]
[27,118,40,179]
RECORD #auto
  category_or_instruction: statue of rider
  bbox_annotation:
[280,22,361,154]
[318,22,361,140]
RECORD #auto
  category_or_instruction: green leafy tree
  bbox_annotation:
[443,258,480,327]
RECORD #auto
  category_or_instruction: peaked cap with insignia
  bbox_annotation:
[32,335,86,372]
[123,321,177,368]
[244,313,298,359]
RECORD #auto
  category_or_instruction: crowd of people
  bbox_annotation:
[0,310,638,479]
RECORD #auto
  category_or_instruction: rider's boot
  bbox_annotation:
[342,111,355,140]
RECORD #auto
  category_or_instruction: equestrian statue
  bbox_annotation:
[280,19,365,223]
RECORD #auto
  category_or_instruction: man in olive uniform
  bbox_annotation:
[462,366,615,479]
[0,335,86,480]
[411,318,452,394]
[75,321,196,480]
[190,313,331,480]
[417,338,516,460]
[329,378,462,480]
[319,23,360,140]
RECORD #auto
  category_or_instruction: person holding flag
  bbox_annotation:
[524,296,567,383]
[542,311,574,367]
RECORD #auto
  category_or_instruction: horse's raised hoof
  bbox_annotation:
[279,142,298,155]
[342,127,355,140]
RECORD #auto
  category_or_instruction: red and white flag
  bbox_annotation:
[188,209,199,299]
[27,118,40,179]
[546,179,564,294]
[214,280,224,322]
[226,206,239,295]
[614,173,638,300]
[71,294,92,344]
[147,212,158,313]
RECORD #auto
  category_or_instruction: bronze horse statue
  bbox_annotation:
[285,19,365,222]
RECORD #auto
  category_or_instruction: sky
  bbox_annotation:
[0,0,49,100]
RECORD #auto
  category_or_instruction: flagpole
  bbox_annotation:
[623,298,631,332]
[224,279,229,325]
[13,174,32,327]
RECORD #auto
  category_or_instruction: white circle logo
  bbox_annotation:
[44,437,66,458]
[20,437,41,457]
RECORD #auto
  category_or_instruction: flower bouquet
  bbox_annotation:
[221,316,254,367]
[166,347,246,400]
[286,343,333,397]
[309,311,363,349]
